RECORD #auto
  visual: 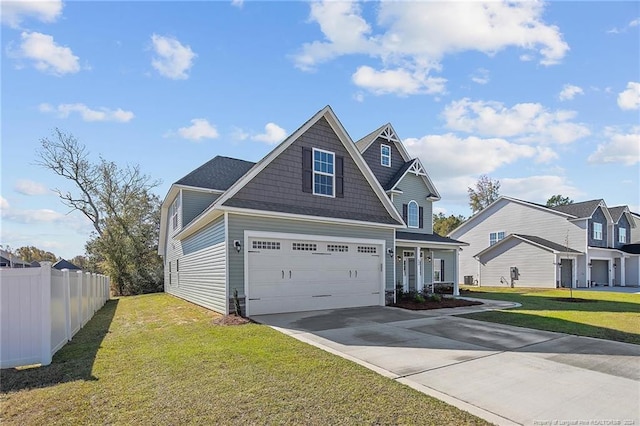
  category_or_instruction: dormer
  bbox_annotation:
[355,123,412,189]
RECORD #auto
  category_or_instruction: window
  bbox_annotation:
[407,200,419,228]
[593,222,603,240]
[327,244,348,252]
[489,231,505,246]
[619,227,626,244]
[433,259,443,282]
[170,194,181,230]
[357,246,377,253]
[293,243,316,251]
[313,148,334,197]
[252,241,280,250]
[381,144,391,167]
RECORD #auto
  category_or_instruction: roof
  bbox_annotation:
[355,123,387,152]
[621,243,640,254]
[383,159,415,191]
[396,231,467,246]
[548,199,603,218]
[52,259,82,270]
[175,156,255,191]
[475,233,582,258]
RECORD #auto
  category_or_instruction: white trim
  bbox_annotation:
[407,200,419,228]
[357,123,412,162]
[489,230,505,246]
[475,234,583,259]
[224,211,230,316]
[174,184,225,194]
[385,158,441,200]
[395,239,466,249]
[243,230,386,316]
[380,143,391,168]
[312,147,335,198]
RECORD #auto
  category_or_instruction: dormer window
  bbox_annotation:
[619,227,626,243]
[381,144,391,167]
[593,222,603,240]
[407,200,418,228]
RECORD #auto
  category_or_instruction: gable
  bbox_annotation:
[361,136,407,188]
[224,117,400,225]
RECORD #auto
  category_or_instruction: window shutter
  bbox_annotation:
[419,206,424,229]
[402,204,408,224]
[336,156,344,198]
[302,147,312,193]
[441,259,445,281]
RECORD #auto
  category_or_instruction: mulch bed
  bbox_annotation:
[550,297,597,303]
[212,314,253,326]
[391,298,483,311]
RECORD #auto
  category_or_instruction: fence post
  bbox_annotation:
[77,270,83,328]
[40,262,52,366]
[63,269,71,341]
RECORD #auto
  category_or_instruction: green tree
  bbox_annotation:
[15,246,58,263]
[433,213,466,236]
[546,194,573,207]
[36,129,164,295]
[468,175,500,214]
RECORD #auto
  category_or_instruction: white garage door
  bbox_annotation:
[246,236,384,315]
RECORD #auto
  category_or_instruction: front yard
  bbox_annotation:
[1,294,488,425]
[459,287,640,344]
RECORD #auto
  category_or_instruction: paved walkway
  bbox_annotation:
[253,300,640,426]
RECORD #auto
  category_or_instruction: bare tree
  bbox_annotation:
[468,175,500,214]
[36,129,163,295]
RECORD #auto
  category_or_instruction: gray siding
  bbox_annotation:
[165,215,227,314]
[227,213,394,301]
[625,257,639,286]
[588,207,608,248]
[614,215,630,249]
[227,117,392,223]
[478,239,555,288]
[182,190,219,227]
[393,173,433,234]
[450,199,587,286]
[361,138,405,188]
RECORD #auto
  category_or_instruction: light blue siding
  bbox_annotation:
[393,173,433,234]
[182,190,219,227]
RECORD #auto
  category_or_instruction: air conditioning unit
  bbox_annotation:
[463,275,474,285]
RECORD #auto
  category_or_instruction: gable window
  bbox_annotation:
[489,231,505,246]
[593,222,603,240]
[170,194,181,230]
[312,148,335,197]
[380,144,391,167]
[407,200,419,228]
[619,227,626,244]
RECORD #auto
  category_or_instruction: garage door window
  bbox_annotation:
[252,241,280,250]
[293,242,317,251]
[327,244,348,252]
[357,246,377,254]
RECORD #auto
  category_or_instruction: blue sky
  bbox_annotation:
[1,0,639,259]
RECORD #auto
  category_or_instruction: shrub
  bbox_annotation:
[414,293,426,303]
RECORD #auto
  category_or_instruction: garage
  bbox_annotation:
[246,234,384,315]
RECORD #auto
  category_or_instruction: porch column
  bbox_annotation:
[608,259,613,287]
[415,247,422,292]
[586,256,591,287]
[573,258,577,289]
[620,257,626,286]
[453,248,460,296]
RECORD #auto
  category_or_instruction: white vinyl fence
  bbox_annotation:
[0,262,109,368]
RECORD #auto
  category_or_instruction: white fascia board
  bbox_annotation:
[222,206,405,229]
[158,185,181,255]
[174,207,224,241]
[358,123,412,163]
[395,239,467,249]
[174,184,225,194]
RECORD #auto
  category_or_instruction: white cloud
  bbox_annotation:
[294,1,568,96]
[12,31,80,76]
[0,196,9,210]
[352,66,446,96]
[14,180,49,196]
[471,68,490,85]
[39,103,134,122]
[607,18,640,34]
[1,0,63,28]
[231,127,249,141]
[442,98,591,144]
[251,123,287,144]
[617,82,640,110]
[588,127,640,166]
[150,34,197,80]
[231,0,244,8]
[558,84,584,101]
[175,119,219,141]
[1,207,67,224]
[501,175,583,204]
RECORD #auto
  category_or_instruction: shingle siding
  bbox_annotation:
[588,207,608,248]
[226,117,393,224]
[361,137,406,188]
[393,173,433,234]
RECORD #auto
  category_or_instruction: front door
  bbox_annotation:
[560,259,573,288]
[403,251,416,292]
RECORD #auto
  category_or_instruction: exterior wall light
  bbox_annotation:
[234,240,242,253]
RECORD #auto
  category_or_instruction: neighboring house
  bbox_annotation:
[158,106,466,316]
[448,197,639,288]
[52,259,81,270]
[0,249,33,268]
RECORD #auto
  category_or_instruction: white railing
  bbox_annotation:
[0,262,110,368]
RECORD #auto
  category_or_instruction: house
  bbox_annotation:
[448,197,639,288]
[52,259,81,270]
[158,106,466,316]
[0,249,33,268]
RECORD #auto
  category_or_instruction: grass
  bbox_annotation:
[1,294,488,425]
[459,286,640,344]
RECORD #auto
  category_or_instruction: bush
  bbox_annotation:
[414,293,426,303]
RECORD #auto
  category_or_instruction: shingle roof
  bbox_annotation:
[53,259,81,270]
[396,231,467,245]
[223,198,403,225]
[621,243,640,254]
[383,159,416,191]
[175,156,255,191]
[354,123,387,152]
[513,234,582,253]
[608,206,628,223]
[547,199,603,218]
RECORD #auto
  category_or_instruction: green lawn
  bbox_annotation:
[1,294,488,425]
[459,287,640,344]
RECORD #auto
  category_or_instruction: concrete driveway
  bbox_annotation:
[253,301,640,426]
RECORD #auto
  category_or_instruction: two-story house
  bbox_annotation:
[158,106,466,316]
[448,197,639,288]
